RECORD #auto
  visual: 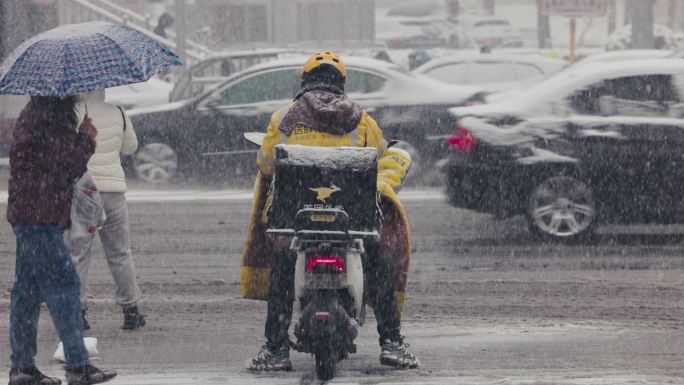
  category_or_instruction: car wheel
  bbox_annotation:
[392,140,420,179]
[527,176,596,240]
[134,143,178,184]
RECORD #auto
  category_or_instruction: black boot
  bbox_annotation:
[81,309,90,331]
[65,364,116,385]
[122,305,146,330]
[9,367,61,384]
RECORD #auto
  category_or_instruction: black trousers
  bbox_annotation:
[264,241,401,349]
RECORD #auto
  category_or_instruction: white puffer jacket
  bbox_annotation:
[77,92,138,193]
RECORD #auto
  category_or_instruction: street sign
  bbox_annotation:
[541,0,608,17]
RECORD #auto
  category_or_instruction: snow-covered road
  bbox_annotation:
[0,198,682,385]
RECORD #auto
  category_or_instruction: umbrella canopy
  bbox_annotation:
[0,21,182,96]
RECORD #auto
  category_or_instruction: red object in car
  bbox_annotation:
[448,128,477,153]
[307,256,345,273]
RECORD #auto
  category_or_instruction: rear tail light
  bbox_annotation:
[307,256,345,273]
[448,128,477,153]
[315,312,330,321]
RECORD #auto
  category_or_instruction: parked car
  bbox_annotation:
[168,47,392,102]
[106,77,174,109]
[443,60,684,240]
[412,53,567,93]
[168,48,294,102]
[461,17,523,49]
[0,78,174,169]
[0,95,30,168]
[380,18,477,50]
[385,1,445,17]
[127,56,484,184]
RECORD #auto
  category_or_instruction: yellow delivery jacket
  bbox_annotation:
[241,105,412,311]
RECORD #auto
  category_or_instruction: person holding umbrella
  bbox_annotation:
[0,21,180,385]
[7,94,116,385]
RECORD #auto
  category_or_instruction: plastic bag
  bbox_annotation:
[69,172,106,238]
[53,337,99,362]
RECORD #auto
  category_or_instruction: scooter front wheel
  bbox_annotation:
[315,348,336,381]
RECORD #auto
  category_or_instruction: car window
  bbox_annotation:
[170,71,192,102]
[218,69,299,106]
[515,63,544,80]
[422,62,468,84]
[170,60,233,102]
[465,62,517,84]
[570,75,678,116]
[345,69,387,94]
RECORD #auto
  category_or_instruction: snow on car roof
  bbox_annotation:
[214,55,484,104]
[242,55,405,74]
[525,58,684,95]
[575,49,673,66]
[449,58,684,117]
[413,52,567,74]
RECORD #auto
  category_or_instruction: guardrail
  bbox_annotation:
[91,0,215,57]
[59,0,214,65]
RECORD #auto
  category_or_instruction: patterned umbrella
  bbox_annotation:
[0,21,182,96]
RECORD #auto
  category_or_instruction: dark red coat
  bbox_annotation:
[7,108,96,229]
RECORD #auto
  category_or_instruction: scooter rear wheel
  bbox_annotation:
[315,348,336,381]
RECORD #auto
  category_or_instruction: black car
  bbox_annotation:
[127,56,483,184]
[443,60,684,240]
[168,48,294,103]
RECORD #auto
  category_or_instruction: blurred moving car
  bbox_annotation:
[574,49,673,68]
[461,17,523,49]
[443,60,684,240]
[412,53,567,93]
[127,56,483,184]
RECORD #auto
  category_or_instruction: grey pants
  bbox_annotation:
[68,192,141,308]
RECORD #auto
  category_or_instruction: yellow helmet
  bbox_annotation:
[301,50,347,79]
